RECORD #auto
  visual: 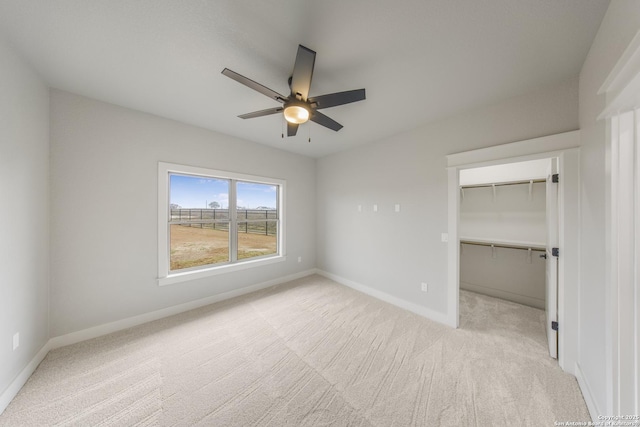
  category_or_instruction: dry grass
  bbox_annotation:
[169,225,277,270]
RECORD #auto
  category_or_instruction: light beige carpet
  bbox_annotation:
[0,275,590,426]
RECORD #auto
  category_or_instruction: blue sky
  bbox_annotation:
[170,174,277,209]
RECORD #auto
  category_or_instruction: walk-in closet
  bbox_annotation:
[459,159,551,310]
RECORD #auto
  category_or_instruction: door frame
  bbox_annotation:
[446,130,580,375]
[546,159,559,359]
[597,29,640,416]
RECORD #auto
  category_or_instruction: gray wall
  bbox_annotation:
[317,77,579,319]
[578,0,640,414]
[460,182,547,245]
[0,39,50,397]
[460,244,546,309]
[50,90,316,337]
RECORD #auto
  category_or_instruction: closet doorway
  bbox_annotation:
[458,158,558,358]
[445,130,580,374]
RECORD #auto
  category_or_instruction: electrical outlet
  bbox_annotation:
[395,204,400,212]
[373,204,378,212]
[441,233,449,242]
[298,256,302,263]
[421,283,429,292]
[12,332,19,350]
[357,204,362,212]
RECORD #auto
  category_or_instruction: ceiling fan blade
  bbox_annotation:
[310,111,343,132]
[289,45,316,101]
[287,122,299,137]
[238,107,283,119]
[222,68,286,102]
[308,89,366,110]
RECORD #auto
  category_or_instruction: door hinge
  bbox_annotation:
[551,321,559,331]
[552,173,559,183]
[552,247,559,257]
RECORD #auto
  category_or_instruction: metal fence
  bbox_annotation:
[170,209,277,235]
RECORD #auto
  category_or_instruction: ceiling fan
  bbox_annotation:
[222,45,366,137]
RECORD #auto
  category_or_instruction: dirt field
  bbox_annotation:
[170,225,277,270]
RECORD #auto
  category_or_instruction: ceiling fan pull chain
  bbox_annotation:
[281,116,284,139]
[308,123,311,143]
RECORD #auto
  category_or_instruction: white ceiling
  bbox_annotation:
[0,0,609,158]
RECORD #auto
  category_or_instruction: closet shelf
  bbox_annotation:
[459,178,546,189]
[459,236,546,251]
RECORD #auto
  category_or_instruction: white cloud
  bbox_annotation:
[216,193,229,208]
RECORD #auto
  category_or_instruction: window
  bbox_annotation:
[158,162,285,285]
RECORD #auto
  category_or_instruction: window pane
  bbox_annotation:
[169,174,230,270]
[170,174,229,212]
[170,224,229,270]
[236,181,278,261]
[237,222,278,260]
[236,181,278,214]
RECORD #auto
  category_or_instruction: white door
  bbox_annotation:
[545,160,559,359]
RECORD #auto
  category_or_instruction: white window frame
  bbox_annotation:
[157,162,286,286]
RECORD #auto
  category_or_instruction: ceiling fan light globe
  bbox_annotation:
[284,105,309,124]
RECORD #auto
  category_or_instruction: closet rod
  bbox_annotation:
[460,240,545,252]
[460,178,546,189]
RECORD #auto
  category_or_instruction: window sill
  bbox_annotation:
[158,255,286,286]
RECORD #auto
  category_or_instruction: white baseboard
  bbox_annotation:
[0,269,316,416]
[574,362,599,421]
[0,340,52,416]
[51,269,316,349]
[316,269,452,327]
